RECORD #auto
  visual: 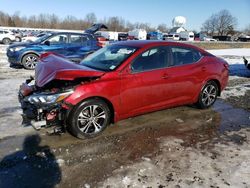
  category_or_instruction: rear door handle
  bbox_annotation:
[162,74,169,79]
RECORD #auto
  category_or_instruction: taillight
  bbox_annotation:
[96,37,107,48]
[97,41,104,47]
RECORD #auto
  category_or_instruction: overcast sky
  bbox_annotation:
[0,0,249,30]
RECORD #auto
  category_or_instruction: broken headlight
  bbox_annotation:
[27,90,73,105]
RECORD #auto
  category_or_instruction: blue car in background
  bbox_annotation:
[7,24,108,69]
[148,31,163,40]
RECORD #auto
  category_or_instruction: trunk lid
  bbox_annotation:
[35,53,105,87]
[84,24,108,34]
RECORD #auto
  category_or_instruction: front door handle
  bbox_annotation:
[201,67,206,71]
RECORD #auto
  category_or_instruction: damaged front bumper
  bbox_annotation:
[19,98,64,130]
[18,78,73,131]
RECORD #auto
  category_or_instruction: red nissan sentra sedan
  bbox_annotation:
[19,41,229,139]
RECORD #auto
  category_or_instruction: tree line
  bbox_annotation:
[0,11,169,32]
[0,10,249,36]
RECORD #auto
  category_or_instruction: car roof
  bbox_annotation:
[113,40,209,54]
[51,32,89,35]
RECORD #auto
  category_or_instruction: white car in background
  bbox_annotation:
[204,37,217,42]
[21,33,47,43]
[0,30,16,44]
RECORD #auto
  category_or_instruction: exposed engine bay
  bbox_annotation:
[19,76,99,133]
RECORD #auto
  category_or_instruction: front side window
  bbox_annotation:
[131,47,169,72]
[170,47,202,66]
[81,45,137,71]
[48,34,67,44]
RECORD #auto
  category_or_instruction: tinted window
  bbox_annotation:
[170,47,202,66]
[48,34,67,44]
[81,45,137,71]
[131,47,169,72]
[70,34,88,44]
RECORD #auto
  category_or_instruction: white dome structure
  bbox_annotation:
[172,16,186,27]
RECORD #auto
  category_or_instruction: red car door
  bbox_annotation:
[163,46,205,104]
[120,46,173,116]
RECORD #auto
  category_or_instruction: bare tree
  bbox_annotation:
[49,14,59,29]
[85,13,97,27]
[244,24,250,35]
[216,10,237,35]
[201,14,217,36]
[202,9,237,36]
[0,11,9,26]
[157,23,169,33]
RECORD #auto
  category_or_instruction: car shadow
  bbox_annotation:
[9,64,24,69]
[0,134,61,188]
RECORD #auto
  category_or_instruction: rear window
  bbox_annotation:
[170,47,202,66]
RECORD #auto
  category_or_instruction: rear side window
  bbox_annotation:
[70,34,88,44]
[48,34,68,44]
[170,47,202,66]
[131,47,169,72]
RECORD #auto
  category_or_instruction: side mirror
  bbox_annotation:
[44,41,50,46]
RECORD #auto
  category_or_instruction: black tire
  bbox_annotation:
[22,54,39,70]
[2,38,11,45]
[15,36,21,42]
[197,81,218,109]
[68,99,111,139]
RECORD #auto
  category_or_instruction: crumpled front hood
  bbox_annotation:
[35,53,105,87]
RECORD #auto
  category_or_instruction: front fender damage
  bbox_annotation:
[18,75,101,134]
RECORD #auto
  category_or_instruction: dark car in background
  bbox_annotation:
[7,24,108,69]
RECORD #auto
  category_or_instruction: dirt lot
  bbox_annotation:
[0,46,249,188]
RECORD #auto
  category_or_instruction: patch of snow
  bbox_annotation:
[221,84,250,99]
[122,176,131,186]
[208,48,250,57]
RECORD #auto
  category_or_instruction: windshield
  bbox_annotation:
[34,33,53,43]
[80,45,137,71]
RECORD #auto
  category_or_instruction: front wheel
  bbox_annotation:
[22,54,39,70]
[197,81,218,109]
[68,99,111,139]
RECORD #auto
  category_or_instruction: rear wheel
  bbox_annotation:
[197,81,218,109]
[2,38,11,45]
[15,36,21,42]
[22,54,39,70]
[68,99,111,139]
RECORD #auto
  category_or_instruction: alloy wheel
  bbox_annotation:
[77,105,106,134]
[24,55,38,69]
[201,84,217,106]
